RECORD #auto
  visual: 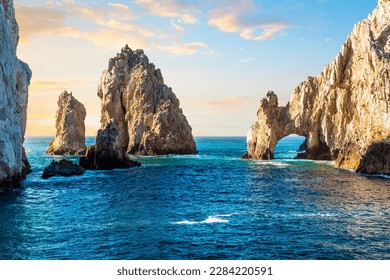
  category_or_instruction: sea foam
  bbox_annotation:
[172,214,234,225]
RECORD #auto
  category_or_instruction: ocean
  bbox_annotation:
[0,136,389,260]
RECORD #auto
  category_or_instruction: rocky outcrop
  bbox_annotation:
[46,91,87,155]
[247,0,390,174]
[356,138,390,175]
[0,0,32,188]
[79,120,141,170]
[98,45,197,156]
[42,159,85,179]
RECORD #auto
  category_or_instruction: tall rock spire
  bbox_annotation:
[46,91,87,155]
[98,45,197,155]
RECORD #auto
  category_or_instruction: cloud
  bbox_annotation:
[15,5,67,44]
[170,19,185,32]
[206,96,247,106]
[29,80,87,91]
[158,42,208,55]
[208,0,288,41]
[15,2,153,50]
[135,0,199,24]
[108,3,130,10]
[239,57,253,63]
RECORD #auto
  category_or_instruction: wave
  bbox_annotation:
[292,213,335,218]
[253,161,290,167]
[172,214,236,225]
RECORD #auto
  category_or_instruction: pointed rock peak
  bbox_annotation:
[98,45,197,156]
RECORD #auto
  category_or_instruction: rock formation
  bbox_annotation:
[0,0,32,188]
[42,159,86,179]
[98,45,197,156]
[46,91,87,155]
[356,138,390,175]
[79,120,141,170]
[247,0,390,174]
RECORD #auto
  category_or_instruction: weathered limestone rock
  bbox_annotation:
[247,0,390,174]
[79,120,141,170]
[0,0,32,188]
[46,91,87,155]
[98,45,197,155]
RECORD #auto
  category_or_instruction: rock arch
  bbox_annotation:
[246,0,390,173]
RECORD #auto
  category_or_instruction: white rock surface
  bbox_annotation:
[0,0,31,188]
[247,0,390,173]
[47,91,87,155]
[98,45,197,155]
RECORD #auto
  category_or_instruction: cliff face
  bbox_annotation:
[98,45,197,155]
[47,91,87,155]
[0,0,32,188]
[247,0,390,174]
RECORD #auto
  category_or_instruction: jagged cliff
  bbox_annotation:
[247,0,390,174]
[46,91,87,155]
[98,45,197,155]
[0,0,32,188]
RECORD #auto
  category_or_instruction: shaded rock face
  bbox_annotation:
[42,159,85,179]
[356,138,390,175]
[247,0,390,174]
[0,0,32,188]
[98,45,197,156]
[79,120,141,170]
[46,91,87,155]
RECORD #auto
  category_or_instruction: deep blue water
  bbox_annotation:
[0,136,389,260]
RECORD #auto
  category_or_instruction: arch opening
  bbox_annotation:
[274,134,306,159]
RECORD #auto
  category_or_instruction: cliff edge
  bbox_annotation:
[0,0,32,188]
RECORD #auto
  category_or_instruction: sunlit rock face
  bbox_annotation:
[46,91,87,155]
[0,0,32,188]
[247,0,390,174]
[98,45,197,156]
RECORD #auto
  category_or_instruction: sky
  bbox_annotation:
[14,0,378,137]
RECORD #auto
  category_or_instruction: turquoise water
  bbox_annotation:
[0,136,389,259]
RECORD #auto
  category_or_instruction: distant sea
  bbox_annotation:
[0,136,389,260]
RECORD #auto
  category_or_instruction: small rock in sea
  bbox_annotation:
[42,159,86,179]
[241,152,252,159]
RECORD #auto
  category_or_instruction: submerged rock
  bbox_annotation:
[42,159,85,179]
[0,0,32,188]
[98,45,197,156]
[46,91,87,155]
[79,120,141,170]
[246,0,390,175]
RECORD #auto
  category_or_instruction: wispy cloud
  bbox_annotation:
[135,0,199,24]
[208,0,289,41]
[239,57,253,63]
[15,5,67,44]
[206,96,247,106]
[158,42,208,55]
[30,79,87,91]
[15,2,149,49]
